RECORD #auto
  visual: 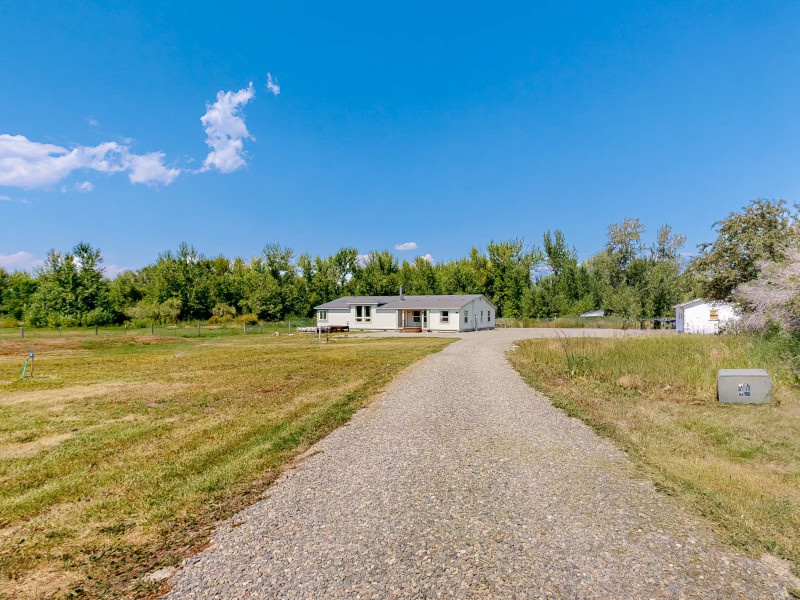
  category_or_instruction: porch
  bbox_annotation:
[398,309,427,332]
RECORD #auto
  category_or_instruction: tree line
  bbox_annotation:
[1,199,797,330]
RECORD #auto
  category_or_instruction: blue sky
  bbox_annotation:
[2,1,799,275]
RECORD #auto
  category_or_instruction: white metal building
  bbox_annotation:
[314,291,497,332]
[675,298,739,334]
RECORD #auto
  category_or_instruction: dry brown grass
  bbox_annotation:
[509,334,800,576]
[0,333,451,599]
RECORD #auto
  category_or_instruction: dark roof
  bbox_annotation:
[314,294,492,310]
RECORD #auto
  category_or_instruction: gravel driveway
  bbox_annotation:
[164,328,791,599]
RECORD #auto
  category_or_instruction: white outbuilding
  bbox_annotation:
[675,298,739,334]
[314,290,496,332]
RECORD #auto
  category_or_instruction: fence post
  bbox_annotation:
[197,322,201,337]
[260,322,264,334]
[95,325,98,335]
[151,322,154,335]
[288,320,291,334]
[243,322,246,335]
[20,326,24,338]
[59,326,62,336]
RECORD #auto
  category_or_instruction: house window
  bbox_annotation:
[318,310,327,321]
[487,310,491,322]
[356,306,371,322]
[709,310,719,321]
[464,310,469,323]
[481,310,484,322]
[441,310,449,323]
[412,310,421,324]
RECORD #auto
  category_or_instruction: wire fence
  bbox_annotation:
[496,316,674,329]
[0,317,318,340]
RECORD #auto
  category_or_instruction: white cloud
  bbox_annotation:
[356,254,370,266]
[125,151,180,186]
[0,135,180,189]
[0,195,12,201]
[0,251,43,271]
[104,264,131,278]
[422,253,434,263]
[200,82,256,173]
[1,80,266,191]
[395,242,418,251]
[266,73,280,96]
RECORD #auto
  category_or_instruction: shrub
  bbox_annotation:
[0,316,18,328]
[83,308,115,326]
[208,315,232,324]
[235,313,259,325]
[212,303,236,320]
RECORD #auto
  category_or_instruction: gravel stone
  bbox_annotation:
[164,328,792,599]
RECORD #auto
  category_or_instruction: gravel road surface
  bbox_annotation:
[164,328,791,599]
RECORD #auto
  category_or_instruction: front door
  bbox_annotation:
[422,310,428,329]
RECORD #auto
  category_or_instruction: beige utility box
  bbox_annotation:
[717,369,772,404]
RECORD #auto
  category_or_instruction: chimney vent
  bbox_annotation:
[399,286,404,301]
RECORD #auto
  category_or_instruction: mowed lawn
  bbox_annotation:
[0,332,452,599]
[509,334,800,576]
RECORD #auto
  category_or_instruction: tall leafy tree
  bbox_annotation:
[689,199,798,300]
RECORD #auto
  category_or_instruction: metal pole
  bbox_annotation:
[20,326,24,338]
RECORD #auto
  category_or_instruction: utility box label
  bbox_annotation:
[738,383,751,397]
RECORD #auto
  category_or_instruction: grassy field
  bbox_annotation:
[0,331,452,599]
[0,319,316,341]
[508,334,800,575]
[497,316,652,329]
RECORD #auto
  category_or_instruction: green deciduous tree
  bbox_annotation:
[689,199,798,300]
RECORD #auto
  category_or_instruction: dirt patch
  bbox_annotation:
[1,433,74,459]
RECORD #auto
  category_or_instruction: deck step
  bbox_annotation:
[402,327,423,333]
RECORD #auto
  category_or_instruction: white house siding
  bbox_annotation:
[429,309,461,332]
[459,297,496,331]
[676,300,738,334]
[318,309,350,328]
[316,295,497,332]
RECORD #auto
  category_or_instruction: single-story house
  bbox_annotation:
[675,298,739,334]
[314,289,497,332]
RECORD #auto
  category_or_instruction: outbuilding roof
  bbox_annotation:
[314,294,492,310]
[673,298,738,309]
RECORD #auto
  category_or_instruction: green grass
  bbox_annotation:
[497,316,651,329]
[0,332,452,599]
[508,334,800,575]
[0,319,316,341]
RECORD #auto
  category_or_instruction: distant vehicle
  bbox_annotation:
[579,309,613,318]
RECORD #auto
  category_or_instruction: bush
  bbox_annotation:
[82,308,115,326]
[0,316,19,328]
[212,303,236,320]
[208,315,233,325]
[235,313,259,325]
